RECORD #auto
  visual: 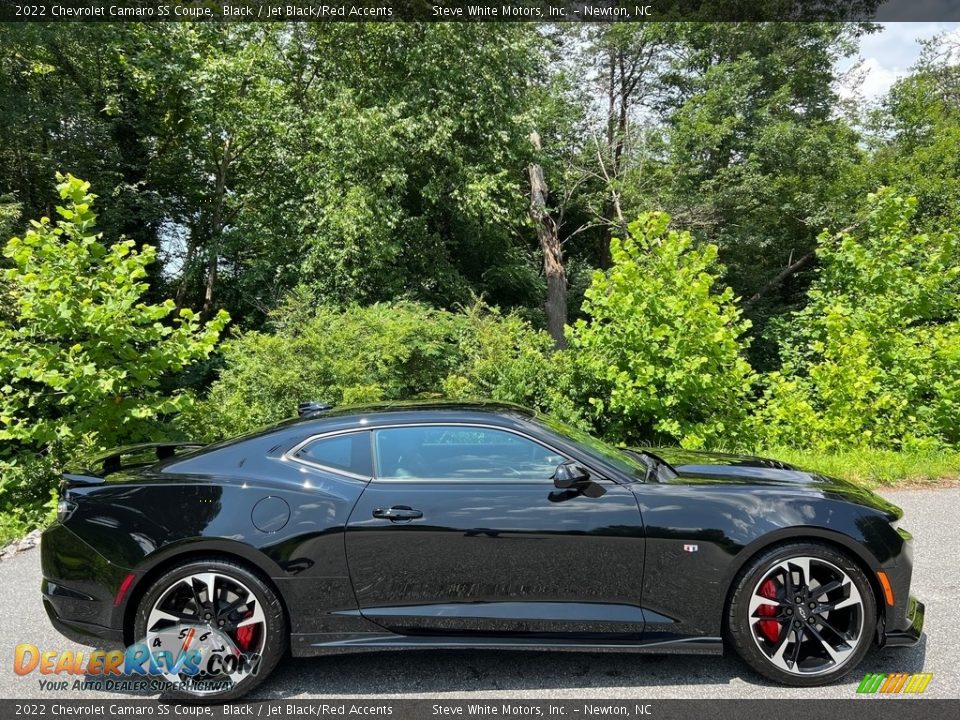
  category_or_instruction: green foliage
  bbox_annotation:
[566,213,755,448]
[756,189,960,451]
[191,300,472,439]
[441,305,587,430]
[188,296,587,442]
[0,175,230,541]
[0,174,229,452]
[0,455,57,546]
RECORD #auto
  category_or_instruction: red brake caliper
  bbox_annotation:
[756,578,780,643]
[234,623,258,652]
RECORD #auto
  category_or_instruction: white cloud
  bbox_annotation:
[836,22,960,102]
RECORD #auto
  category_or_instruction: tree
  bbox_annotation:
[757,189,960,450]
[0,175,229,453]
[649,23,871,367]
[567,212,755,448]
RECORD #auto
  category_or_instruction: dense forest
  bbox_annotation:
[3,22,960,539]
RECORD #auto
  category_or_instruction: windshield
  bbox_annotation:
[532,413,650,480]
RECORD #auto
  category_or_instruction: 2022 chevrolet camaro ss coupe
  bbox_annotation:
[41,401,924,699]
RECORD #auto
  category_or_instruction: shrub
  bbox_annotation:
[0,175,229,537]
[756,189,960,450]
[188,297,579,440]
[442,304,587,429]
[191,300,473,438]
[566,212,756,448]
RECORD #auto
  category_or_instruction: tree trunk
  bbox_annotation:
[201,137,233,322]
[174,234,196,311]
[528,131,567,349]
[745,252,814,306]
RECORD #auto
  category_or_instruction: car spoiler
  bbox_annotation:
[62,441,206,488]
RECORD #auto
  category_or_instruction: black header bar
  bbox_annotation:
[2,0,960,23]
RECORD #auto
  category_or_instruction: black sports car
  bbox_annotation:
[41,401,924,699]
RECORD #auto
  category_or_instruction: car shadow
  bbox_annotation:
[69,636,929,699]
[249,638,926,699]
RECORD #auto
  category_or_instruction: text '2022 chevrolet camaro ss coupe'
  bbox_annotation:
[41,401,924,700]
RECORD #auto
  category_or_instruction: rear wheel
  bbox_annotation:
[133,558,286,701]
[727,542,876,686]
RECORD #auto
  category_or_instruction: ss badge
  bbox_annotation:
[683,544,699,553]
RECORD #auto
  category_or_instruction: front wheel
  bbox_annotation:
[727,542,876,686]
[133,558,287,701]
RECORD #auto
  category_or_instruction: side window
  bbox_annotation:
[294,432,372,477]
[373,426,567,481]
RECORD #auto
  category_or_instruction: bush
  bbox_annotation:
[0,174,229,453]
[442,304,587,429]
[188,296,583,440]
[0,455,57,545]
[0,175,229,538]
[756,189,960,451]
[565,212,756,448]
[191,300,480,438]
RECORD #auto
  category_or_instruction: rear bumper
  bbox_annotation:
[882,595,924,648]
[40,523,129,646]
[42,595,124,646]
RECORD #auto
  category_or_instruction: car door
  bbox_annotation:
[343,423,647,639]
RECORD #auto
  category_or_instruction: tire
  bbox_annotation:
[726,541,877,686]
[133,557,287,701]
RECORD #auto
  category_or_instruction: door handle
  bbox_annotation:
[372,506,423,521]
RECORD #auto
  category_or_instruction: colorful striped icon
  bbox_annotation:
[857,672,933,694]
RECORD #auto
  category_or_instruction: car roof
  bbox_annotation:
[303,399,535,421]
[190,400,539,455]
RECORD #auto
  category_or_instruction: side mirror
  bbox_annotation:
[553,462,591,489]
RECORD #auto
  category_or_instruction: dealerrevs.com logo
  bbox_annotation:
[14,625,260,694]
[857,672,934,694]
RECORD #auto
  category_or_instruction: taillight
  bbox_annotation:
[56,499,77,523]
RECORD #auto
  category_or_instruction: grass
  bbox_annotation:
[758,446,960,489]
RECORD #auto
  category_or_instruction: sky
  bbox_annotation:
[838,22,960,102]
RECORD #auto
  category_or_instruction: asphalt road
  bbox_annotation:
[1,488,957,700]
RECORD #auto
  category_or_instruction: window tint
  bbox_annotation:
[295,432,372,477]
[374,426,566,481]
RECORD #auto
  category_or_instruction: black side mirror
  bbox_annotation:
[553,462,591,489]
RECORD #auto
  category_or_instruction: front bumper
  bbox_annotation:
[882,594,925,648]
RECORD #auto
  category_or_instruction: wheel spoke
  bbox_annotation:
[147,608,187,630]
[791,556,811,590]
[828,595,861,611]
[235,599,266,628]
[810,579,843,599]
[788,627,804,669]
[193,572,219,607]
[218,596,247,618]
[806,622,854,667]
[749,591,783,616]
[767,622,794,670]
[816,614,854,643]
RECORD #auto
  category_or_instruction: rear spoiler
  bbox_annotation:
[62,441,206,489]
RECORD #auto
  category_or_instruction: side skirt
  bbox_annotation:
[290,633,723,658]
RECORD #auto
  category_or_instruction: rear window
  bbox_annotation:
[294,432,372,477]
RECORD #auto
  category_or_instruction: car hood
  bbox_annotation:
[639,447,903,520]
